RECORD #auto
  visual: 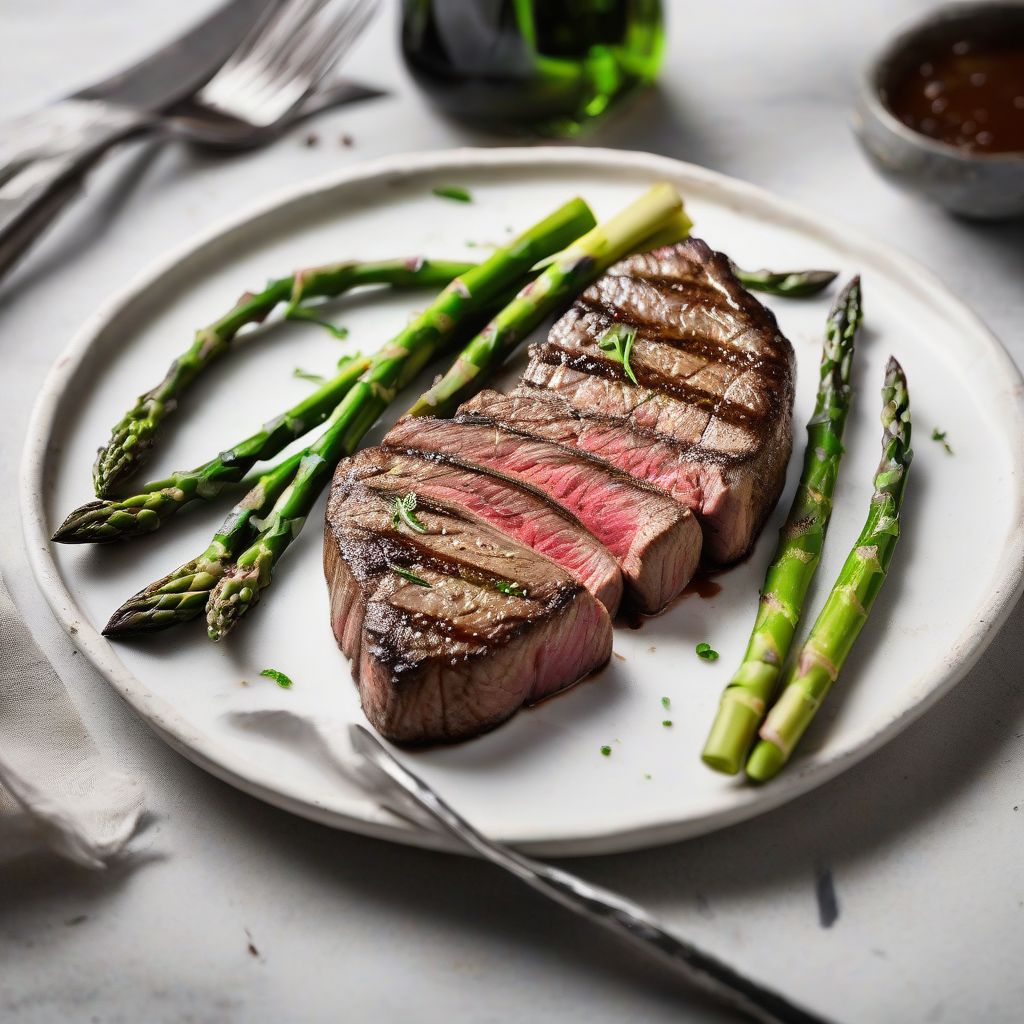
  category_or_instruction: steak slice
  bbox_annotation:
[346,446,623,614]
[497,238,795,564]
[324,476,612,744]
[384,415,702,614]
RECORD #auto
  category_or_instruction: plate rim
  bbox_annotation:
[20,145,1024,857]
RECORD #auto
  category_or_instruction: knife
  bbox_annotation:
[0,0,280,178]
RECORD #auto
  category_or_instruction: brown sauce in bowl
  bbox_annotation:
[886,38,1024,154]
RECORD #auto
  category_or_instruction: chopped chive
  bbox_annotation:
[260,667,293,689]
[931,427,954,455]
[495,580,529,598]
[600,744,612,757]
[661,696,671,710]
[388,563,432,588]
[293,367,327,384]
[391,492,427,534]
[433,185,472,203]
[286,304,350,339]
[662,720,673,727]
[696,642,719,661]
[597,324,639,385]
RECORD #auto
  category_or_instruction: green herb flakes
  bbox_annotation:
[392,492,427,534]
[388,563,432,588]
[662,720,673,728]
[600,745,612,757]
[293,367,327,384]
[696,642,719,661]
[597,324,639,385]
[931,427,954,455]
[495,580,529,598]
[433,185,472,203]
[260,667,293,689]
[661,696,671,710]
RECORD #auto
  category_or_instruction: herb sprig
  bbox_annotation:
[260,667,293,689]
[931,427,954,455]
[495,580,529,598]
[388,563,432,588]
[597,324,639,385]
[432,185,472,203]
[392,492,427,534]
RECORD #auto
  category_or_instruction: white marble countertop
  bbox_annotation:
[2,2,1022,1021]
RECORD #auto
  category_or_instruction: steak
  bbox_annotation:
[492,238,795,564]
[383,415,702,614]
[346,446,623,614]
[324,474,612,744]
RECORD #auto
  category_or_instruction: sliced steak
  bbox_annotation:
[324,476,612,744]
[496,238,795,564]
[384,416,702,614]
[346,446,623,614]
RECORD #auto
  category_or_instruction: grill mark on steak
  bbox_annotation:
[383,413,702,613]
[325,476,612,743]
[533,341,776,431]
[347,446,623,613]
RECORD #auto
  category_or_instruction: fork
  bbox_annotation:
[0,0,379,282]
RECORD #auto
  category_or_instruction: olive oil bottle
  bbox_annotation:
[401,0,665,136]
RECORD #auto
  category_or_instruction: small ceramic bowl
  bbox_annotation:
[854,2,1024,220]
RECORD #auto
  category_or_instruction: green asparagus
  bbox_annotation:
[92,257,476,497]
[55,355,371,544]
[730,263,838,298]
[102,451,306,636]
[205,197,601,640]
[702,279,862,774]
[746,357,912,782]
[407,183,689,418]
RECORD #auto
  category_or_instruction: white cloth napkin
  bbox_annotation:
[0,571,144,868]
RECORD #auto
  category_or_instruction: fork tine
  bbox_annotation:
[217,0,377,123]
[198,0,378,128]
[202,0,333,106]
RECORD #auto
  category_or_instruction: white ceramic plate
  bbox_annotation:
[21,148,1024,856]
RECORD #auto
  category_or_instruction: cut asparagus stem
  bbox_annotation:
[702,279,863,774]
[55,355,371,544]
[91,257,476,498]
[103,451,306,636]
[730,263,839,298]
[407,183,689,418]
[746,357,912,782]
[205,197,599,640]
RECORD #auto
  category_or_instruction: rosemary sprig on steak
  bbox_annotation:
[205,198,599,640]
[702,278,862,774]
[406,183,690,418]
[746,356,912,782]
[54,356,371,544]
[102,451,306,636]
[92,257,476,497]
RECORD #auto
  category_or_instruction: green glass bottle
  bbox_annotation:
[401,0,665,137]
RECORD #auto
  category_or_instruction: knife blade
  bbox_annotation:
[74,0,281,113]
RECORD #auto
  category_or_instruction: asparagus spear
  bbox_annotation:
[103,451,306,636]
[55,355,371,544]
[702,279,863,774]
[407,183,689,418]
[92,257,476,498]
[746,357,912,782]
[730,263,839,298]
[205,197,601,640]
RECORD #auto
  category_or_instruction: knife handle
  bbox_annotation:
[0,110,151,285]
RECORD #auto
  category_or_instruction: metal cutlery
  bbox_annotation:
[348,724,830,1024]
[0,0,380,282]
